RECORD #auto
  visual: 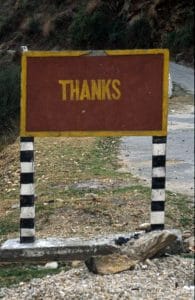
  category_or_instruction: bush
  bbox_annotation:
[164,23,194,54]
[68,5,127,49]
[0,63,20,135]
[126,18,153,49]
[27,18,41,36]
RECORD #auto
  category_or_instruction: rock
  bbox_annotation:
[183,286,195,292]
[160,229,184,255]
[183,236,195,252]
[136,223,151,232]
[85,253,138,275]
[44,261,58,269]
[85,230,178,274]
[71,261,83,268]
[121,230,178,260]
[11,204,19,209]
[182,230,192,240]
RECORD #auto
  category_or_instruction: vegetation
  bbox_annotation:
[0,135,193,287]
[69,5,127,49]
[163,5,194,61]
[126,18,153,49]
[69,5,152,50]
[0,0,194,289]
[0,0,193,56]
[0,263,70,288]
[164,23,194,55]
[0,62,20,145]
[0,0,193,142]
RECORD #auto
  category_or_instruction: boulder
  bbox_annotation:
[121,230,178,260]
[85,253,138,275]
[44,261,58,269]
[85,230,178,274]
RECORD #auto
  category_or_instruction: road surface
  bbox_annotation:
[170,62,194,94]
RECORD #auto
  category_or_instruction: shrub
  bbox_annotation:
[126,18,153,49]
[0,63,20,135]
[68,5,127,49]
[27,18,41,36]
[164,23,194,54]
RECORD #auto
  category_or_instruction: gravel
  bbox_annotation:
[0,256,194,300]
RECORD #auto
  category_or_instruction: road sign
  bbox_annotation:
[21,49,169,137]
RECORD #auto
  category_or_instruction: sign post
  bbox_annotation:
[20,49,169,242]
[151,136,167,230]
[20,47,35,243]
[21,49,169,137]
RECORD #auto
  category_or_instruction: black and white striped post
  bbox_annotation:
[20,137,35,243]
[20,46,35,243]
[150,136,167,230]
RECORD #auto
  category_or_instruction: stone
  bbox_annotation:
[121,230,178,260]
[85,253,138,275]
[85,230,178,274]
[182,230,192,240]
[44,262,58,269]
[11,204,20,209]
[160,229,184,255]
[71,261,83,268]
[136,223,151,232]
[183,236,195,252]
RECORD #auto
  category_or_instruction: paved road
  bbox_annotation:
[170,62,194,94]
[119,63,194,197]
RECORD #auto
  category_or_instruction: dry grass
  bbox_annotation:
[0,134,193,243]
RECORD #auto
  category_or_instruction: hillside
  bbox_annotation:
[0,0,194,63]
[0,0,194,139]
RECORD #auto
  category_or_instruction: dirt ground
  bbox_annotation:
[0,93,194,245]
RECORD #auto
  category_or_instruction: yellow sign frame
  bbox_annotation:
[21,49,169,137]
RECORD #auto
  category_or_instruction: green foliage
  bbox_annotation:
[17,0,36,10]
[27,17,41,36]
[127,18,153,49]
[0,63,20,135]
[68,5,127,49]
[69,4,153,50]
[0,10,24,40]
[164,23,194,54]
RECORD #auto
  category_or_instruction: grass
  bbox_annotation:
[0,263,70,288]
[0,136,194,288]
[0,136,193,235]
[166,191,193,229]
[0,212,19,236]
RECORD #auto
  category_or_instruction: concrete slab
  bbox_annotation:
[0,232,143,262]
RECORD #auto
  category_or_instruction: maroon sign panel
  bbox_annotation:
[21,50,169,136]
